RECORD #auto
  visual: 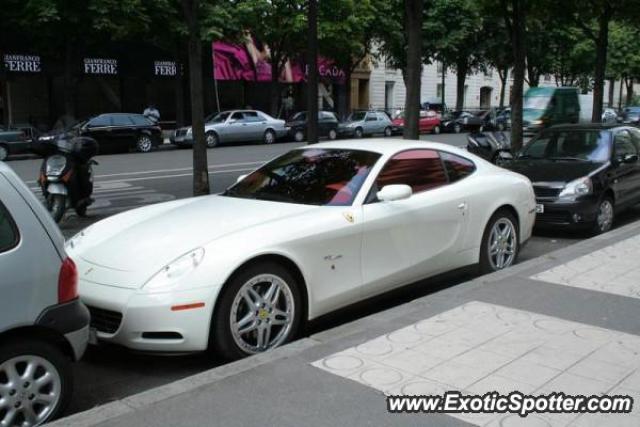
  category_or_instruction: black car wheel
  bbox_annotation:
[328,129,337,140]
[592,197,614,235]
[264,129,276,145]
[136,135,153,153]
[354,127,363,138]
[205,131,219,148]
[211,262,303,361]
[383,126,392,137]
[293,130,305,142]
[0,144,8,161]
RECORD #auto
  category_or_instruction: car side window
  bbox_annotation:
[441,152,476,183]
[112,115,134,126]
[0,201,19,253]
[131,115,153,126]
[230,112,244,122]
[375,149,448,195]
[614,131,637,159]
[365,113,377,122]
[241,112,261,123]
[88,116,111,127]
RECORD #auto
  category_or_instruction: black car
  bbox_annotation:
[40,113,162,153]
[441,111,486,133]
[286,111,339,142]
[467,130,512,164]
[505,124,640,234]
[620,106,640,125]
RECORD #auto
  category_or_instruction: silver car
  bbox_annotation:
[339,111,393,138]
[0,162,90,426]
[172,110,287,148]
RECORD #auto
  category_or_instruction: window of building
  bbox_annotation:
[0,201,19,253]
[375,149,448,194]
[441,152,476,183]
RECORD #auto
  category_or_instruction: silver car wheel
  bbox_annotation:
[596,199,614,232]
[264,130,275,144]
[355,128,363,138]
[230,273,295,354]
[206,132,218,148]
[294,130,305,142]
[384,126,392,137]
[488,218,517,270]
[0,355,62,427]
[136,135,153,152]
[328,129,337,140]
[0,145,7,161]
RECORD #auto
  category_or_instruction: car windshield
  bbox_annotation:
[519,130,611,163]
[291,112,306,121]
[524,96,551,110]
[223,148,381,206]
[208,112,230,123]
[348,112,367,121]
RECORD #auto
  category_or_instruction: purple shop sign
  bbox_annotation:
[212,40,345,84]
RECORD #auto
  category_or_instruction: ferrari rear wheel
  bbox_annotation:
[479,210,519,274]
[212,262,302,361]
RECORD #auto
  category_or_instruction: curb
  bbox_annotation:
[49,219,640,426]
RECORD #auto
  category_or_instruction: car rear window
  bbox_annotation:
[441,152,476,182]
[0,201,19,253]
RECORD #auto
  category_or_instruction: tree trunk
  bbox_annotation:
[608,77,615,107]
[526,64,540,88]
[591,8,611,123]
[625,77,634,106]
[270,59,280,116]
[504,0,526,153]
[175,67,185,127]
[307,0,319,144]
[182,0,210,196]
[343,68,352,120]
[619,75,624,109]
[63,42,77,119]
[403,0,422,140]
[441,62,446,108]
[498,67,508,108]
[455,60,468,111]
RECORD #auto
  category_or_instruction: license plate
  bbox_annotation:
[88,327,99,345]
[535,204,544,214]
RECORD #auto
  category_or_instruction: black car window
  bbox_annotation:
[88,115,111,127]
[230,112,244,122]
[441,152,476,183]
[241,112,262,123]
[112,115,134,127]
[0,201,19,253]
[376,149,448,194]
[614,131,637,159]
[130,115,153,126]
[520,130,611,162]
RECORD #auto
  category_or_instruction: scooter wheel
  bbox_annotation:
[48,194,66,223]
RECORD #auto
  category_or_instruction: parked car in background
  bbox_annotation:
[66,140,535,360]
[506,124,640,234]
[420,98,447,114]
[602,107,619,124]
[467,131,512,165]
[620,106,640,125]
[40,113,162,153]
[0,162,90,426]
[391,110,441,135]
[495,108,511,131]
[339,111,393,138]
[441,111,480,133]
[0,127,31,161]
[523,87,580,134]
[286,111,339,142]
[172,110,287,148]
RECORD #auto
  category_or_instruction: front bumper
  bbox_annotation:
[534,197,599,229]
[36,298,90,360]
[79,279,218,353]
[171,133,193,146]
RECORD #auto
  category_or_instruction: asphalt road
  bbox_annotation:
[6,133,640,415]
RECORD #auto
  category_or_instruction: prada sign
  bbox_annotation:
[84,58,118,75]
[4,54,42,72]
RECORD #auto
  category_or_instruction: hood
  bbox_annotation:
[392,118,404,126]
[506,159,603,183]
[286,120,306,127]
[73,195,315,287]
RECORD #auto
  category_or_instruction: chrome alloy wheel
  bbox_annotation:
[0,355,62,427]
[137,135,153,152]
[596,199,614,232]
[488,218,517,270]
[230,274,295,354]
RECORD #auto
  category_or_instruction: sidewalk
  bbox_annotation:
[52,221,640,427]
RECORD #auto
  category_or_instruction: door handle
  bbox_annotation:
[457,202,467,209]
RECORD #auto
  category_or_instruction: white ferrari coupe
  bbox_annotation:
[67,140,535,359]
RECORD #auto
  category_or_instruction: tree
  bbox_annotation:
[478,9,513,108]
[500,0,526,152]
[403,0,423,140]
[608,22,640,106]
[426,0,484,111]
[235,0,306,116]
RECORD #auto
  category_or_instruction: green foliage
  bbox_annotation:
[608,22,640,80]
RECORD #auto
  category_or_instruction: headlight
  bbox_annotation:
[531,120,543,125]
[187,127,193,135]
[558,177,592,200]
[39,135,56,141]
[144,248,205,291]
[66,226,93,250]
[46,155,67,176]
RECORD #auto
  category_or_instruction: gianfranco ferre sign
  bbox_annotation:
[154,60,177,76]
[84,58,118,75]
[4,54,41,72]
